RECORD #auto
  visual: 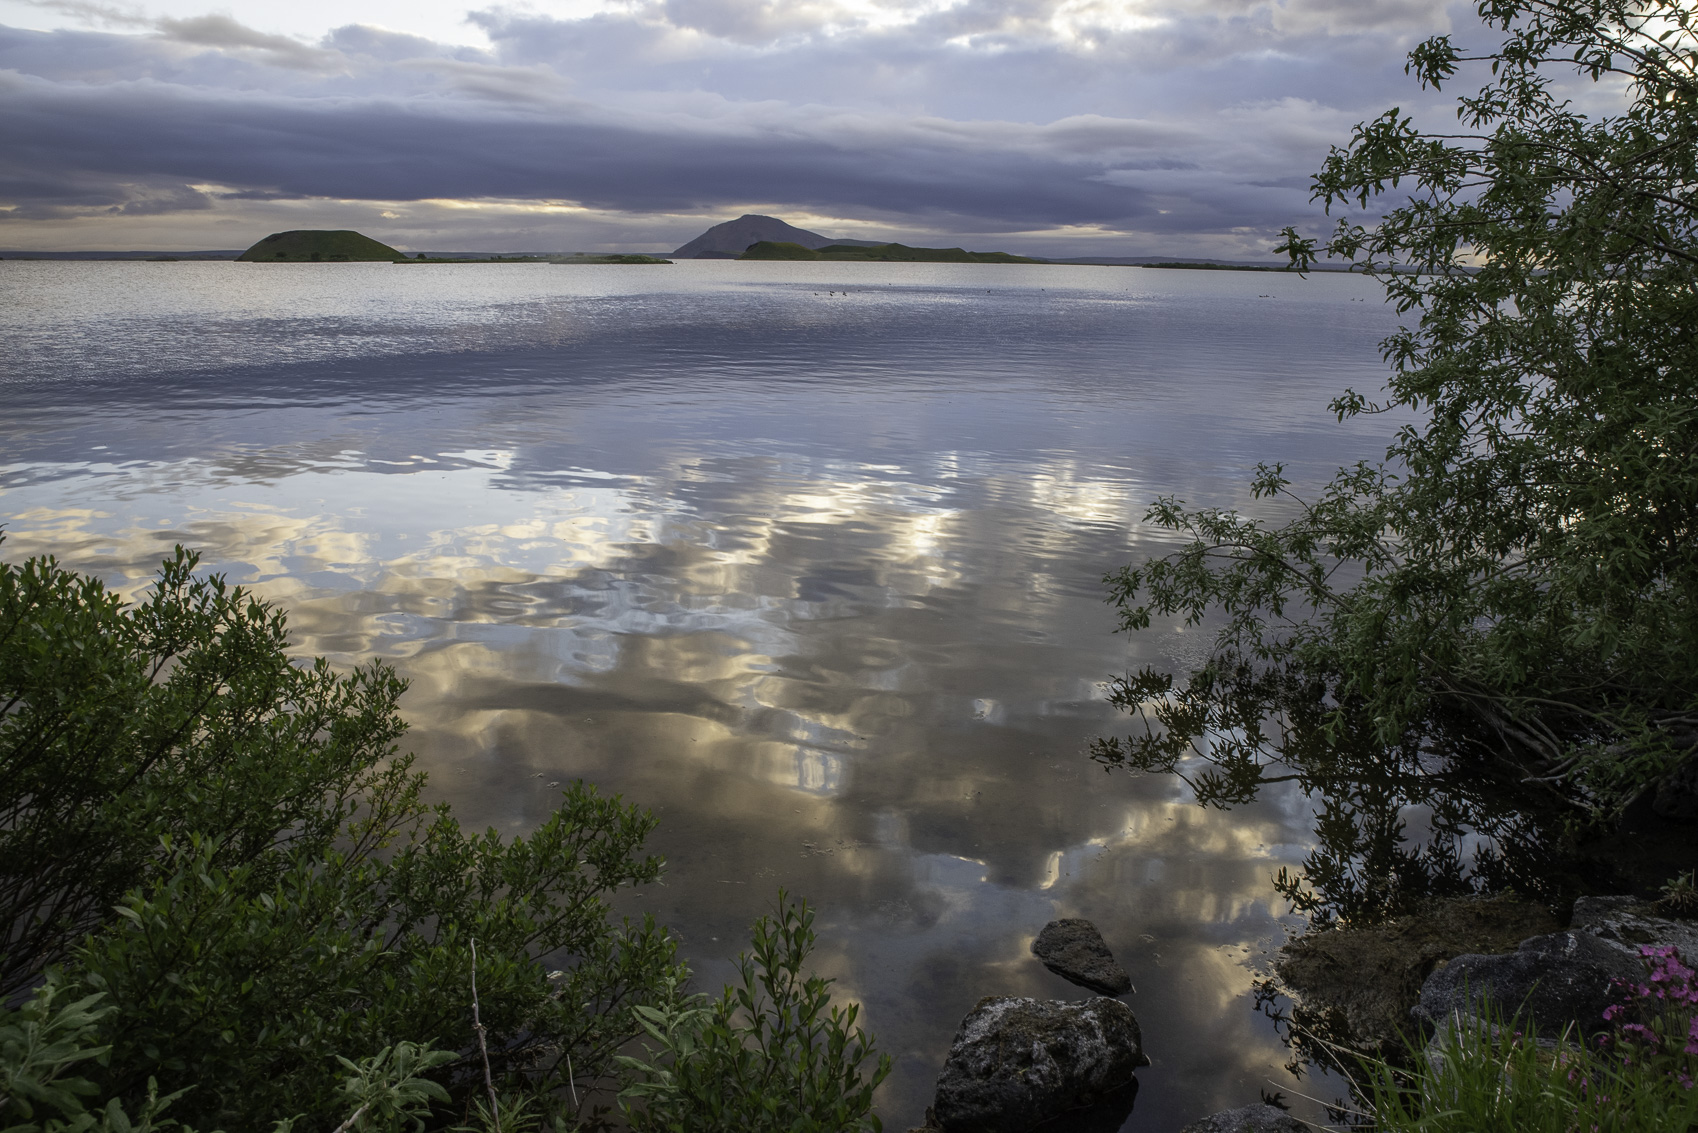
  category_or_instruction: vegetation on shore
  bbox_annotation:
[1099,0,1698,1121]
[0,544,887,1131]
[1348,942,1698,1133]
[1096,0,1698,919]
[738,240,1041,263]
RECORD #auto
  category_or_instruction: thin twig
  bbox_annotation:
[330,1103,370,1133]
[471,937,501,1133]
[566,1051,578,1111]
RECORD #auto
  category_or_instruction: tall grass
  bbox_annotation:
[1352,1004,1698,1133]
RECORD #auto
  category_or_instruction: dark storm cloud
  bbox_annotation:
[0,65,1184,224]
[0,0,1484,244]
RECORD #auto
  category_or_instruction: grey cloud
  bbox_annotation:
[322,23,484,63]
[153,14,343,70]
[15,0,150,29]
[105,181,213,214]
[0,1,1487,250]
[0,66,1170,225]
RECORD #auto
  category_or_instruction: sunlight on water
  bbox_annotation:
[0,259,1407,1129]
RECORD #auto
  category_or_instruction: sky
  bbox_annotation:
[0,0,1508,254]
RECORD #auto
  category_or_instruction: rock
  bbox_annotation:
[1179,1104,1312,1133]
[932,996,1147,1133]
[1275,893,1556,1054]
[1571,895,1698,958]
[1413,929,1644,1039]
[1031,919,1133,995]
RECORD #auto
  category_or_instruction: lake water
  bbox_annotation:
[0,259,1404,1130]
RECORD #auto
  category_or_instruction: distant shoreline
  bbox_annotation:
[0,251,1356,271]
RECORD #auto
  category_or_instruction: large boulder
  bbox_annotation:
[1179,1104,1311,1133]
[1031,919,1133,996]
[1414,929,1644,1039]
[932,996,1147,1133]
[1275,894,1555,1053]
[1570,895,1698,958]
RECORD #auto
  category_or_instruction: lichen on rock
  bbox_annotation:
[931,996,1147,1133]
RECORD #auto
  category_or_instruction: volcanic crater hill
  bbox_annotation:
[671,214,882,258]
[237,230,406,262]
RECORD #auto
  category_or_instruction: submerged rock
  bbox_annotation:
[1031,919,1133,995]
[1179,1104,1312,1133]
[931,996,1147,1133]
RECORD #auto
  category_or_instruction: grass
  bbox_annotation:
[1344,1007,1698,1133]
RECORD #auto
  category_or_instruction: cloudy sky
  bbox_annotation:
[0,0,1493,254]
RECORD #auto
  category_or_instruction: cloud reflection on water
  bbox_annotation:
[0,449,1334,1126]
[0,264,1399,1128]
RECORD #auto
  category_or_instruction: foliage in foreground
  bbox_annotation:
[0,545,681,1128]
[1357,1001,1698,1132]
[1095,0,1698,918]
[1,543,889,1130]
[0,545,410,998]
[0,978,456,1133]
[616,893,891,1133]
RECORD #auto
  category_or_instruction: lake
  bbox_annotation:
[0,258,1404,1130]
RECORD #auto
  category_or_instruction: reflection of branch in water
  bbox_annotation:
[1089,652,1587,928]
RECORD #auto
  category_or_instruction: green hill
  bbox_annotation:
[547,253,673,265]
[738,241,821,260]
[237,230,406,263]
[739,240,1040,264]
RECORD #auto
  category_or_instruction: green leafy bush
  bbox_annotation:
[1,545,683,1129]
[1,979,461,1133]
[4,545,893,1131]
[1098,0,1698,844]
[72,791,679,1129]
[617,894,891,1133]
[0,978,192,1133]
[0,545,410,997]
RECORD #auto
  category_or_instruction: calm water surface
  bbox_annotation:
[0,259,1404,1130]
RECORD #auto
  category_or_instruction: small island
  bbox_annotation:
[547,253,671,265]
[236,230,673,265]
[738,240,1041,263]
[406,253,670,264]
[237,230,408,262]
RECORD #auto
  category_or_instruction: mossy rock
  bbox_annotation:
[237,230,405,263]
[1275,893,1558,1056]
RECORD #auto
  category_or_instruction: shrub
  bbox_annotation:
[3,545,891,1130]
[1,545,683,1129]
[0,545,412,997]
[617,894,891,1133]
[0,978,460,1133]
[72,790,680,1129]
[1100,0,1698,826]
